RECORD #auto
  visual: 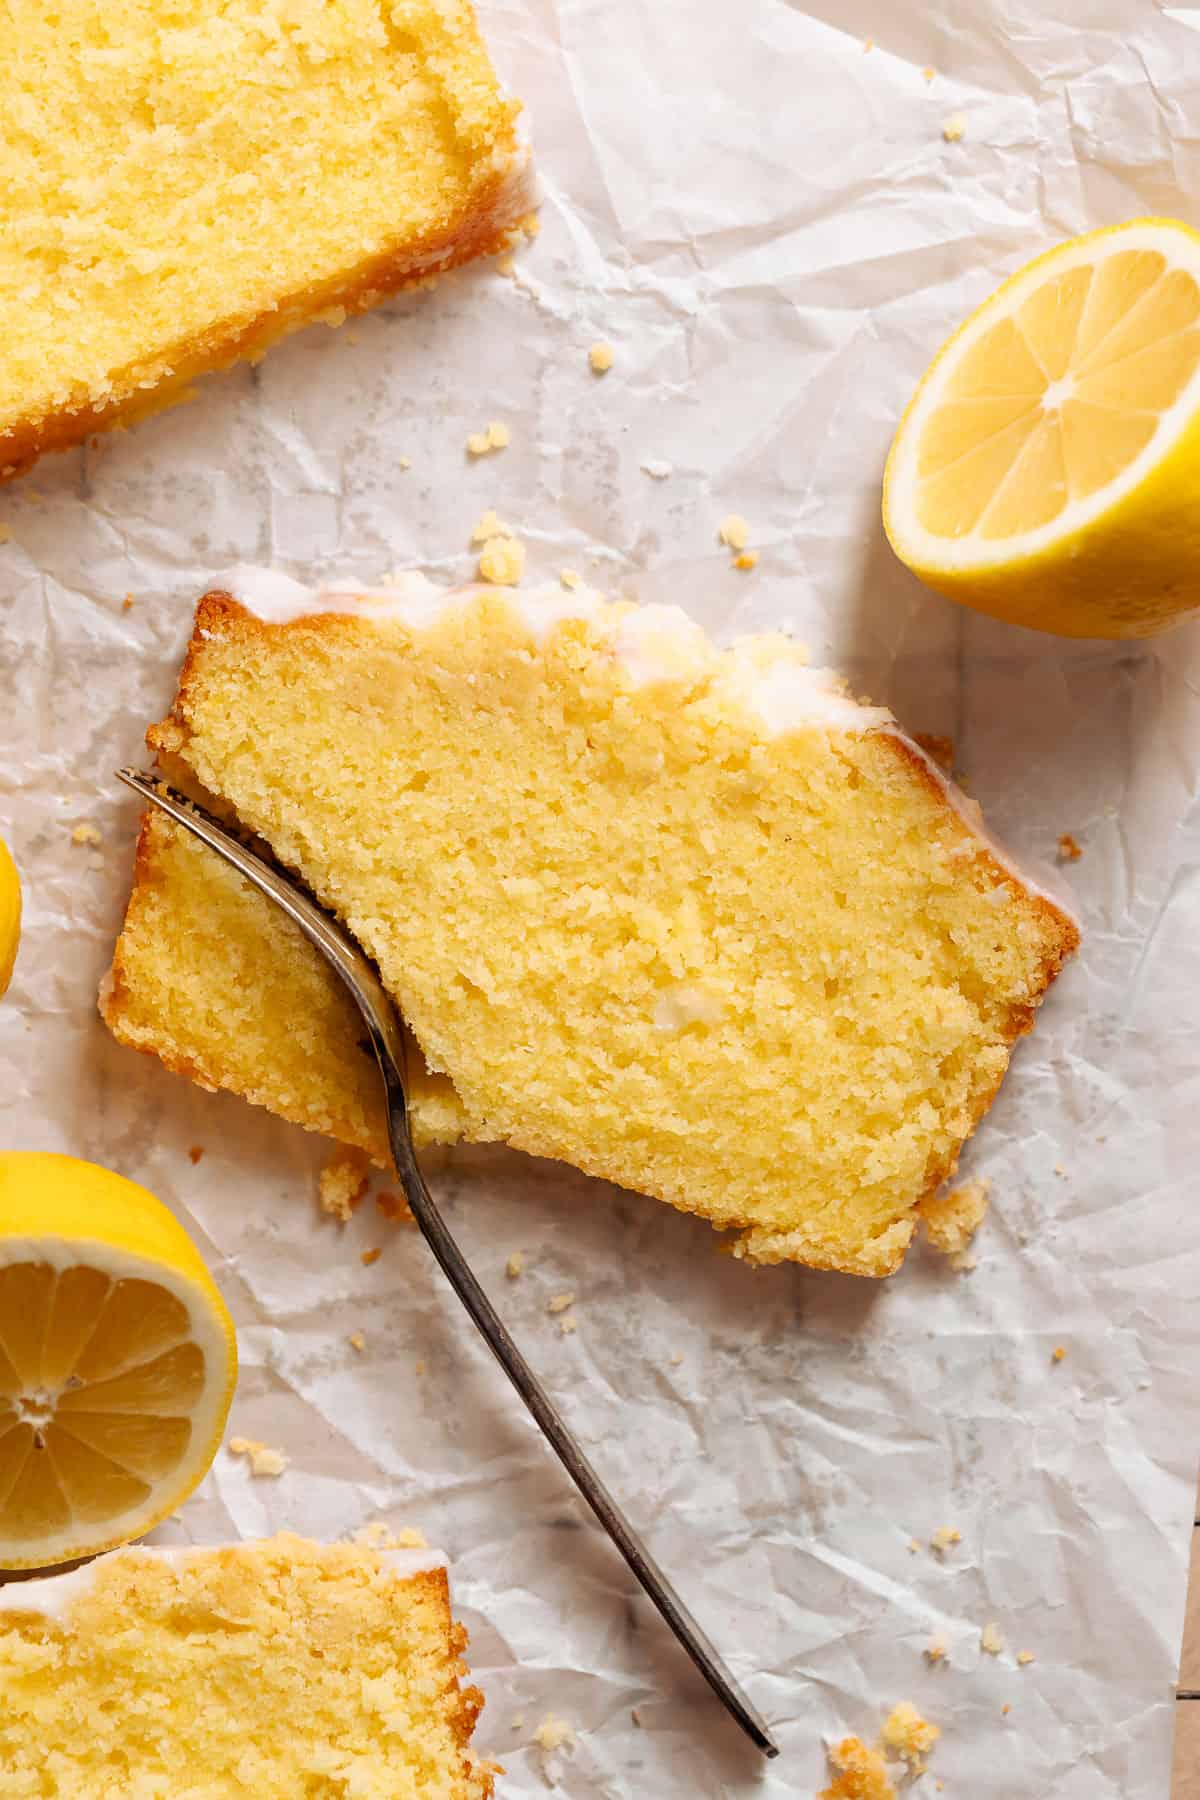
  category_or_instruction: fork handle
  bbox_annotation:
[378,1068,778,1759]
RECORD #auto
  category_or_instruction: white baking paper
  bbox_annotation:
[2,1,1199,1793]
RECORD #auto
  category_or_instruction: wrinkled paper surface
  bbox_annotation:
[3,1,1200,1793]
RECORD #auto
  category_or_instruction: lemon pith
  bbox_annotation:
[0,1153,237,1568]
[0,834,19,997]
[883,218,1200,639]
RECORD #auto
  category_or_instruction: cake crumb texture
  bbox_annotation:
[880,1701,939,1763]
[0,1,524,482]
[0,1534,491,1798]
[818,1736,896,1800]
[319,1144,371,1221]
[919,1176,990,1257]
[229,1436,288,1477]
[533,1713,575,1751]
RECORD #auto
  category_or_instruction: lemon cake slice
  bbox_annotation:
[0,1534,492,1798]
[106,573,1077,1276]
[0,1,527,483]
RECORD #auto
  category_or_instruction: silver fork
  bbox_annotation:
[116,767,779,1761]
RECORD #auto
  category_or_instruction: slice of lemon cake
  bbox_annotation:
[0,1534,492,1798]
[106,572,1077,1277]
[0,1,527,483]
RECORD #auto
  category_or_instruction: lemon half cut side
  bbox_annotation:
[884,217,1200,638]
[0,1153,237,1569]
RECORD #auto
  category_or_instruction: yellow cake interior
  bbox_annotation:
[0,1534,491,1798]
[107,583,1077,1277]
[0,0,521,478]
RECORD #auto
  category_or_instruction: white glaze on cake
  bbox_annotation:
[0,1542,447,1623]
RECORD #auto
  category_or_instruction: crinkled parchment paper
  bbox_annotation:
[2,1,1200,1793]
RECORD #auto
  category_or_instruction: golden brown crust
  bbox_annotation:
[0,157,525,484]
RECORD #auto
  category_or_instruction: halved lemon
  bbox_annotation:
[0,1153,237,1568]
[0,833,19,997]
[884,218,1200,638]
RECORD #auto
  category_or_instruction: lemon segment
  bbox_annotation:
[0,834,19,997]
[883,218,1200,638]
[0,1153,237,1568]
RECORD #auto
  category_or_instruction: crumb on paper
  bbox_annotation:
[478,534,525,586]
[414,1359,426,1374]
[471,508,510,543]
[506,1251,525,1279]
[547,1292,575,1314]
[560,569,581,590]
[510,1714,524,1731]
[641,458,673,479]
[533,1714,575,1753]
[121,593,135,611]
[398,455,412,471]
[467,420,510,456]
[925,1640,946,1664]
[920,1177,990,1258]
[907,1538,922,1554]
[718,513,750,552]
[1052,1345,1067,1363]
[353,1521,396,1549]
[1054,1161,1066,1177]
[669,1350,684,1366]
[228,1437,288,1477]
[361,1246,382,1267]
[348,1331,366,1353]
[950,1250,978,1273]
[1001,1703,1011,1716]
[70,822,103,847]
[187,1146,204,1165]
[981,1622,1005,1656]
[1057,831,1082,861]
[930,1526,962,1555]
[559,1314,577,1335]
[1017,1650,1036,1666]
[518,211,540,238]
[394,1526,428,1548]
[819,1736,896,1800]
[881,1702,940,1765]
[922,64,936,81]
[588,340,614,374]
[942,112,967,142]
[496,253,516,276]
[734,551,759,571]
[318,1146,370,1222]
[376,1189,415,1226]
[863,36,874,51]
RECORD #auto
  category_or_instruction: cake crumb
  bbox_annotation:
[734,551,759,571]
[641,458,673,479]
[510,1714,524,1731]
[1017,1650,1035,1666]
[361,1247,382,1267]
[348,1331,366,1353]
[1056,832,1082,862]
[187,1146,205,1165]
[907,1538,922,1554]
[863,36,874,51]
[414,1359,425,1374]
[478,534,525,586]
[506,1252,525,1279]
[318,1146,370,1222]
[631,1705,643,1727]
[942,112,967,142]
[70,822,103,847]
[394,1526,428,1548]
[559,569,581,590]
[980,1621,1005,1656]
[518,212,541,238]
[1052,1345,1067,1363]
[920,1178,990,1258]
[819,1736,896,1800]
[352,1521,397,1549]
[922,65,936,81]
[533,1714,575,1752]
[925,1640,946,1664]
[398,455,412,471]
[121,593,135,610]
[1001,1703,1011,1716]
[881,1702,940,1766]
[467,421,510,456]
[496,253,516,276]
[669,1350,684,1366]
[547,1292,575,1314]
[588,341,614,374]
[559,1314,577,1335]
[229,1437,288,1478]
[471,508,511,543]
[930,1526,961,1555]
[718,513,750,552]
[376,1189,415,1226]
